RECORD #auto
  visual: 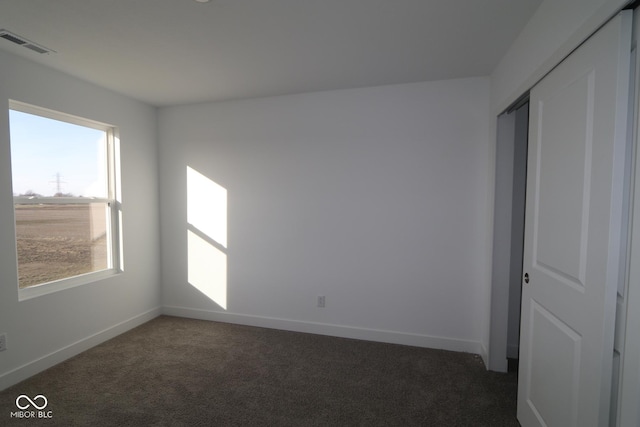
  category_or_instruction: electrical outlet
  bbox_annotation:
[317,296,325,308]
[0,333,6,352]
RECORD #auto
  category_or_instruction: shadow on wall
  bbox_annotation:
[186,166,227,310]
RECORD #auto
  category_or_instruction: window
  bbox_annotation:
[9,101,120,298]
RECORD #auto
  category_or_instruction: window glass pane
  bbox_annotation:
[9,104,116,291]
[9,110,107,198]
[14,203,110,288]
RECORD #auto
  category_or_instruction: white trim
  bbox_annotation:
[162,306,483,355]
[488,110,516,373]
[9,99,114,131]
[0,306,484,391]
[493,0,631,115]
[619,8,640,425]
[0,308,161,391]
[18,269,121,301]
[9,101,122,298]
[478,343,489,369]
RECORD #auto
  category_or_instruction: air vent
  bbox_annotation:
[0,32,26,45]
[23,44,50,54]
[0,29,54,54]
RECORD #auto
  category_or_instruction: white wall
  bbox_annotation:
[159,78,492,355]
[0,50,161,390]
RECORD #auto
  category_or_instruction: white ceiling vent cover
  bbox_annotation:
[0,29,55,54]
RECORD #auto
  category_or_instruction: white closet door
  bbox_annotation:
[517,11,631,427]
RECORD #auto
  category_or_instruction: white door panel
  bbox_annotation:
[518,11,631,427]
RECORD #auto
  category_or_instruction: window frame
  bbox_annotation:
[9,100,121,300]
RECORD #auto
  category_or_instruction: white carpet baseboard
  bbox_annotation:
[162,305,483,356]
[1,305,486,391]
[0,307,161,391]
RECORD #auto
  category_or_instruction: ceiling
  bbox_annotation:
[0,0,542,107]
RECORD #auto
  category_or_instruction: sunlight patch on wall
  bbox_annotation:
[187,166,227,248]
[187,230,227,309]
[186,166,228,309]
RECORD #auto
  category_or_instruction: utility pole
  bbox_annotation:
[49,172,66,195]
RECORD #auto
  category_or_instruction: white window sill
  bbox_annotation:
[18,269,121,301]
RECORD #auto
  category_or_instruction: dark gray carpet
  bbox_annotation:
[0,316,519,426]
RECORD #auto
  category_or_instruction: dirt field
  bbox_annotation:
[15,204,108,288]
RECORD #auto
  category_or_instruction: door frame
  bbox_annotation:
[489,0,636,373]
[488,3,640,425]
[618,8,640,425]
[488,102,528,372]
[488,109,517,372]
